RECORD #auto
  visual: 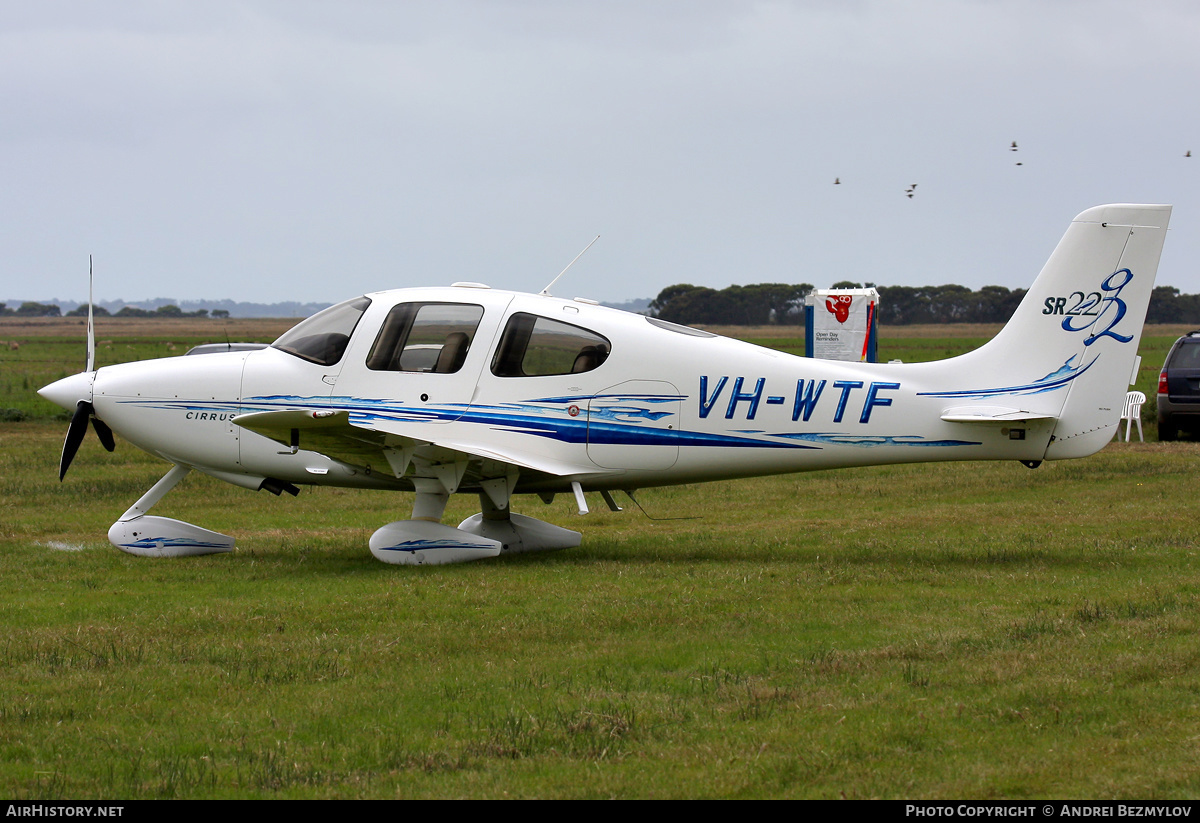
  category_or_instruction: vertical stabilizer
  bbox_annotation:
[951,204,1170,459]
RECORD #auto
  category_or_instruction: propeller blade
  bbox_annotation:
[86,255,95,373]
[59,401,91,481]
[92,416,116,452]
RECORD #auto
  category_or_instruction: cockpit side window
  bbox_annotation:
[272,296,371,366]
[366,302,484,374]
[491,312,611,377]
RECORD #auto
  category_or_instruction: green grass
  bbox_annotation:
[3,426,1199,798]
[0,336,271,421]
[2,321,1199,797]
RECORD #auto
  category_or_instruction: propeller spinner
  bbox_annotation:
[38,372,116,480]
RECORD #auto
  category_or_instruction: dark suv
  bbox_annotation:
[1157,331,1200,440]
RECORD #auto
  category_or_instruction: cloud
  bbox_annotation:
[3,1,1199,304]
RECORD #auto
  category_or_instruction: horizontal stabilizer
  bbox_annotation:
[940,406,1056,424]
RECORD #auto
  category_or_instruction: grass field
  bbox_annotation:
[1,318,1198,798]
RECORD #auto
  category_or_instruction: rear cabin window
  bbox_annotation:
[1170,341,1200,369]
[272,296,371,366]
[491,312,611,377]
[366,302,484,374]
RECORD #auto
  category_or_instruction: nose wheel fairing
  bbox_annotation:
[107,465,235,557]
[109,516,235,558]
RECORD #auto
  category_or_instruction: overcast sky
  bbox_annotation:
[3,0,1198,307]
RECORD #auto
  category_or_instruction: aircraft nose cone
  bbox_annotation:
[38,371,94,411]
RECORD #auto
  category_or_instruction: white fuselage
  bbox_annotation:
[89,287,1059,496]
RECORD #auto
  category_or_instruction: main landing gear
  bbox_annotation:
[369,479,581,566]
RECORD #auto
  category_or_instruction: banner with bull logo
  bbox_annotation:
[804,288,879,362]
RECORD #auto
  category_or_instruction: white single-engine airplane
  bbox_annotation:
[40,204,1170,565]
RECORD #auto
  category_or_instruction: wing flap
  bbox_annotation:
[364,418,605,478]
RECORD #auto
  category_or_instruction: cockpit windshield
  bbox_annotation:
[272,296,371,366]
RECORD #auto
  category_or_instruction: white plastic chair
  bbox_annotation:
[1119,390,1146,442]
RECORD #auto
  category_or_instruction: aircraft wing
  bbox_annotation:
[232,409,603,480]
[232,410,388,468]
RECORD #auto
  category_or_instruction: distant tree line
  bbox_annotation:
[872,284,1027,325]
[1145,287,1200,324]
[7,285,1200,327]
[0,302,227,319]
[92,305,229,319]
[648,282,1200,326]
[649,283,813,325]
[0,297,328,318]
[0,301,64,317]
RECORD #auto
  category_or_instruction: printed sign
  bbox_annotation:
[805,288,879,362]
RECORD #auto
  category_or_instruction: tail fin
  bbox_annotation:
[954,204,1171,459]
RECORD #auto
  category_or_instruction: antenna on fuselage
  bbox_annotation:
[540,235,600,297]
[623,490,699,522]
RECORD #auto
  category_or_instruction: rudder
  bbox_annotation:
[1043,204,1171,457]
